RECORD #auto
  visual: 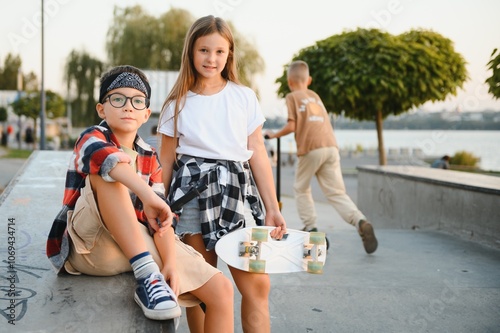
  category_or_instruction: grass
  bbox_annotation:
[1,148,33,159]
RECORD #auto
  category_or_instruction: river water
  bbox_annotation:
[271,130,500,171]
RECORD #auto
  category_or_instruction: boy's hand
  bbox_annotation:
[144,194,174,236]
[263,131,273,139]
[161,267,180,297]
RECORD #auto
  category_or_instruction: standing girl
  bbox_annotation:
[158,15,286,333]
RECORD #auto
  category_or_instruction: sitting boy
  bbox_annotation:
[46,65,234,329]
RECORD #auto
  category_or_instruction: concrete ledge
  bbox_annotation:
[0,151,176,332]
[357,165,500,249]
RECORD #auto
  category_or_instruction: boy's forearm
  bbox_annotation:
[108,162,156,202]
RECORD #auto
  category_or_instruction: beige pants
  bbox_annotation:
[65,176,220,307]
[295,147,366,230]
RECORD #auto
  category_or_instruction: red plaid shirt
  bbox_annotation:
[46,121,164,273]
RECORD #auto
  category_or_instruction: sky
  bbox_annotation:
[1,0,500,118]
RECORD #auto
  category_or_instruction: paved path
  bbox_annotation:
[1,151,499,332]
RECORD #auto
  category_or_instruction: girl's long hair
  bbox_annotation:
[159,15,239,138]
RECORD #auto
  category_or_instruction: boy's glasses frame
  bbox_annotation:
[103,93,150,110]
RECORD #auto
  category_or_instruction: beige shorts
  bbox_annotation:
[65,176,220,307]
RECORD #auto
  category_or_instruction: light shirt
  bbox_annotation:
[121,145,138,172]
[158,81,265,162]
[286,89,337,156]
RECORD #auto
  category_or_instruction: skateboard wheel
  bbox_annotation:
[249,259,266,273]
[303,244,313,259]
[251,228,268,242]
[309,232,326,245]
[239,242,259,257]
[307,261,324,274]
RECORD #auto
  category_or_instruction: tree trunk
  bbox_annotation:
[375,109,386,165]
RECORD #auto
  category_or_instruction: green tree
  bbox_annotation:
[0,106,7,123]
[23,71,39,91]
[106,6,264,89]
[230,23,265,92]
[106,5,159,69]
[10,90,65,144]
[0,53,21,89]
[276,28,467,165]
[64,49,104,126]
[153,8,194,70]
[0,53,38,90]
[486,48,500,99]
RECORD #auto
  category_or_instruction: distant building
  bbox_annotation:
[142,70,179,114]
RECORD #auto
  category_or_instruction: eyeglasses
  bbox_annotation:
[103,93,150,110]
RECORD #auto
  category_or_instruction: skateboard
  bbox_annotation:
[215,226,327,274]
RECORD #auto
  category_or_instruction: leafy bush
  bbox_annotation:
[450,150,480,167]
[0,106,7,122]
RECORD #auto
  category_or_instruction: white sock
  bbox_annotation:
[130,252,160,280]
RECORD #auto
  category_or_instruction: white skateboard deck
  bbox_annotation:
[215,226,327,274]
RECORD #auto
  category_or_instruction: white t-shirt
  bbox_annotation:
[158,81,265,162]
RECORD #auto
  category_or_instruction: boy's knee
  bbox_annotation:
[218,274,234,299]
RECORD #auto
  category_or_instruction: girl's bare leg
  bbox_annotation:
[188,273,234,333]
[182,234,220,333]
[229,266,271,333]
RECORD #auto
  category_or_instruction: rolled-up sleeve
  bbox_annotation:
[74,126,131,182]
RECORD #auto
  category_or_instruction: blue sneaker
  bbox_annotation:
[134,272,181,320]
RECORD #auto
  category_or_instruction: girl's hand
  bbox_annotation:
[265,209,287,239]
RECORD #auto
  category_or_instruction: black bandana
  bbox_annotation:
[99,72,151,104]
